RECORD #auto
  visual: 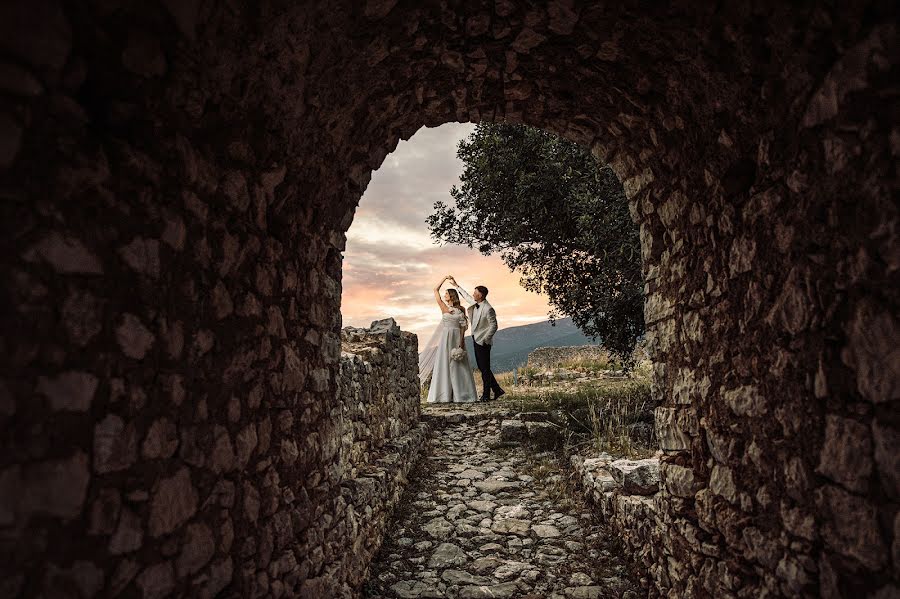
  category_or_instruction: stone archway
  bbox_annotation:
[1,1,896,598]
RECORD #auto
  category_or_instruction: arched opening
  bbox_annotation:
[1,2,896,598]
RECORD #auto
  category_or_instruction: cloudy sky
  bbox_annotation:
[340,123,553,347]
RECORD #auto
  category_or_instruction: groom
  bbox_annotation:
[449,276,506,401]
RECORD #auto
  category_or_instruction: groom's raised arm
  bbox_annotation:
[451,279,476,305]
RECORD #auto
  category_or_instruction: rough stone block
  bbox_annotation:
[816,415,872,493]
[842,298,900,404]
[149,468,198,538]
[525,421,563,449]
[709,464,737,504]
[500,419,527,443]
[606,459,660,495]
[817,485,887,571]
[655,407,690,452]
[115,314,155,359]
[25,233,103,274]
[661,462,700,498]
[723,385,767,417]
[20,452,90,520]
[93,415,137,474]
[36,371,98,412]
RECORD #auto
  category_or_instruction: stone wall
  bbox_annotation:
[1,2,897,597]
[526,345,607,369]
[323,318,425,595]
[572,454,664,593]
[338,318,422,479]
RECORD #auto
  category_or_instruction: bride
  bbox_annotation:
[418,275,479,403]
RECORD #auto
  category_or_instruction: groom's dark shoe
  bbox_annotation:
[493,389,506,400]
[479,395,493,402]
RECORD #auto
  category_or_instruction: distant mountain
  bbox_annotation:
[464,317,597,373]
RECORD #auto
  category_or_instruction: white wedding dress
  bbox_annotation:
[423,308,478,404]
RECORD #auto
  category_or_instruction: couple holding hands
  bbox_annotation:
[418,275,506,404]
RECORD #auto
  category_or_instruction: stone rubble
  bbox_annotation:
[364,413,640,599]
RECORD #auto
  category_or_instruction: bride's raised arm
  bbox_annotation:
[433,276,451,313]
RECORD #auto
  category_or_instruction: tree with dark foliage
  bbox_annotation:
[427,123,644,364]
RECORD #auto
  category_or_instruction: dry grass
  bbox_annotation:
[522,452,580,510]
[501,380,655,458]
[422,354,656,458]
[583,380,655,457]
[471,369,516,391]
[504,355,655,458]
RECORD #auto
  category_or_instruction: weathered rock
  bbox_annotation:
[235,424,258,467]
[467,499,497,513]
[490,518,530,536]
[45,560,105,599]
[500,419,527,442]
[176,522,215,576]
[458,582,521,598]
[457,468,486,480]
[115,313,155,359]
[423,516,452,538]
[118,237,160,278]
[36,371,98,412]
[135,561,174,599]
[606,459,660,495]
[816,415,872,493]
[525,421,563,449]
[20,452,90,520]
[25,233,103,274]
[495,504,530,519]
[390,580,444,599]
[661,462,699,497]
[142,418,178,459]
[709,464,738,503]
[148,468,198,537]
[109,508,143,555]
[531,523,562,538]
[61,289,103,346]
[427,542,467,568]
[199,557,233,598]
[441,569,492,585]
[723,385,766,417]
[209,425,235,473]
[93,415,138,474]
[565,586,604,599]
[841,298,900,404]
[474,480,520,493]
[655,407,691,452]
[88,488,121,535]
[817,485,887,570]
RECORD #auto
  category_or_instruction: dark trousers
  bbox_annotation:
[473,341,503,398]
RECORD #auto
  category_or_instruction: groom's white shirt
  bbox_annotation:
[454,284,498,346]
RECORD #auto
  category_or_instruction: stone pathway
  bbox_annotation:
[363,414,641,599]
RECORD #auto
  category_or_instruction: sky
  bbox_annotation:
[340,123,554,347]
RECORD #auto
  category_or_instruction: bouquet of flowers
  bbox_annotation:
[450,347,466,362]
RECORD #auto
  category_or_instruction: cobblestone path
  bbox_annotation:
[363,414,641,599]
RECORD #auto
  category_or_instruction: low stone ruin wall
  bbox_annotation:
[311,318,426,596]
[570,453,664,594]
[526,345,607,369]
